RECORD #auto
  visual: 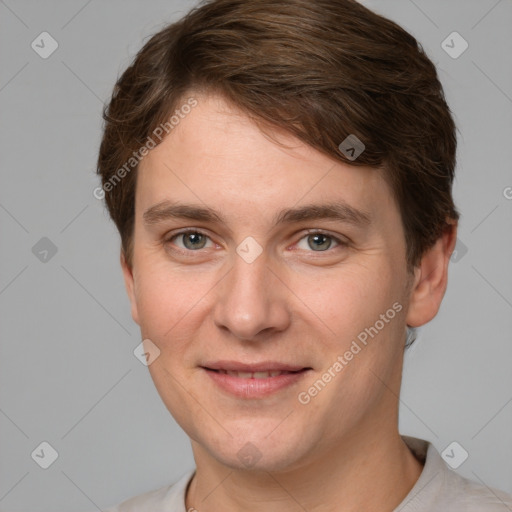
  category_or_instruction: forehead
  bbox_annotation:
[136,93,398,228]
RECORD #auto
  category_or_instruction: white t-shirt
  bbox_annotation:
[102,436,512,511]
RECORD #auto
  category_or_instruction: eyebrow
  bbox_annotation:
[143,200,372,228]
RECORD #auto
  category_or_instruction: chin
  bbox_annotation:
[196,424,311,474]
[215,446,301,473]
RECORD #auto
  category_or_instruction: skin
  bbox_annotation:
[121,92,457,511]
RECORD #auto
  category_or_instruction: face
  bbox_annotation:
[122,92,429,472]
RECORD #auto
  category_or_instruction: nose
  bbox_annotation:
[212,249,291,341]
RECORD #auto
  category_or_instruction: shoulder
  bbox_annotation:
[399,436,512,512]
[440,468,512,511]
[102,470,195,512]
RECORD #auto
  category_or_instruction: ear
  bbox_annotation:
[121,250,140,325]
[406,221,458,328]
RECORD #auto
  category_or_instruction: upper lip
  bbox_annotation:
[202,360,310,372]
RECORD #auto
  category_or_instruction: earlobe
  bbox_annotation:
[406,221,458,328]
[120,251,140,325]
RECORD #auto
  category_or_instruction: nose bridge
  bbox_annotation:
[212,248,289,339]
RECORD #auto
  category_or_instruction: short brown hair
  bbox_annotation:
[97,0,459,271]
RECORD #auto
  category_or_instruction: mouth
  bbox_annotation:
[207,369,304,379]
[200,362,312,399]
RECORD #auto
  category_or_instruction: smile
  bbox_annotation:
[202,366,311,398]
[215,369,296,378]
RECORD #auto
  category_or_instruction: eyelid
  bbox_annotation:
[165,227,211,239]
[164,227,348,254]
[164,227,216,250]
[302,228,349,244]
[295,229,349,251]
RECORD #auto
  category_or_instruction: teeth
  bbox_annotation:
[253,371,272,379]
[227,371,253,378]
[222,370,287,378]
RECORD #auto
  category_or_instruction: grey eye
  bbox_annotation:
[307,233,333,251]
[177,232,209,250]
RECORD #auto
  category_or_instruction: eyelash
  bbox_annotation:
[164,228,348,256]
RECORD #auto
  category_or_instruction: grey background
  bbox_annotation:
[0,0,511,510]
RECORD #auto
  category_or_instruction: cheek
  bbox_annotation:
[295,262,398,339]
[133,263,218,363]
[134,268,189,341]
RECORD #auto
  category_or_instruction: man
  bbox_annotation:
[96,0,512,510]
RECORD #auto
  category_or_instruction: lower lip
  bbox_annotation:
[203,368,310,399]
